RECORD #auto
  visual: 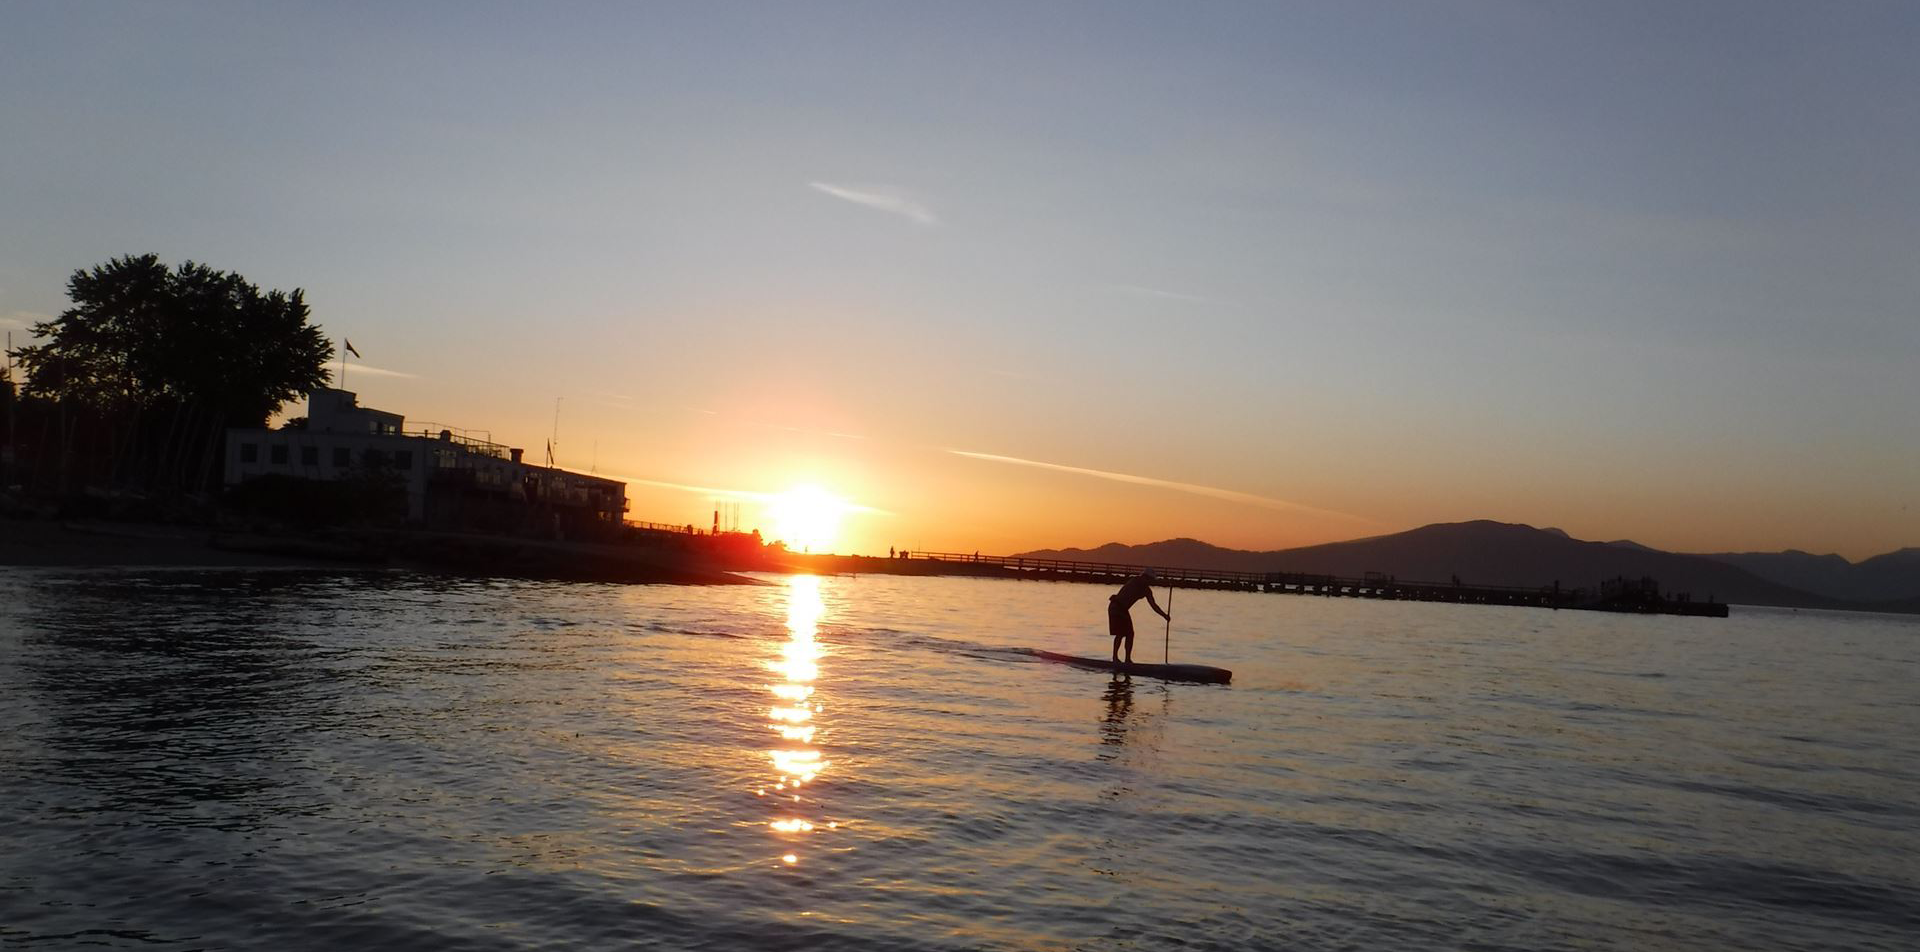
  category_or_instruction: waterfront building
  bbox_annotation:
[223,388,626,535]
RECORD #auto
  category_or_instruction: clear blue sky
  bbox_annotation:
[4,1,1915,558]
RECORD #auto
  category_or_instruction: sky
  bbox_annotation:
[3,1,1916,559]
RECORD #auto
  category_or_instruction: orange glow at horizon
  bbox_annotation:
[581,394,1920,564]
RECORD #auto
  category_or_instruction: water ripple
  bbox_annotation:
[2,570,1917,950]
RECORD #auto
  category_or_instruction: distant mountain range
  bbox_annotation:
[1014,521,1920,613]
[1692,547,1920,604]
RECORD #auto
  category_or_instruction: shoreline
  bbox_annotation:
[0,520,764,584]
[1,520,340,570]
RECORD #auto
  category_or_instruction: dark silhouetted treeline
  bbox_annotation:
[3,255,332,511]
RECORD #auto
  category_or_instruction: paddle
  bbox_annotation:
[1164,584,1173,664]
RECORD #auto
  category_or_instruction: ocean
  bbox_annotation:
[2,568,1916,951]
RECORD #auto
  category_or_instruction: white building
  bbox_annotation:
[224,388,625,531]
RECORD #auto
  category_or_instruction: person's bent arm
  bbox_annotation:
[1145,589,1170,620]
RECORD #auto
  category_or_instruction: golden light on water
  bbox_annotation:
[763,574,833,868]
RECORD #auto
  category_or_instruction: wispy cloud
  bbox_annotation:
[592,391,643,412]
[809,182,938,225]
[621,475,775,502]
[331,364,419,381]
[752,420,866,441]
[948,449,1378,525]
[680,404,865,440]
[1,311,50,331]
[1104,284,1225,306]
[617,474,890,515]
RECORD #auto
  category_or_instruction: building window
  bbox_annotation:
[301,446,318,466]
[333,447,351,468]
[240,443,258,463]
[393,450,413,470]
[270,444,288,465]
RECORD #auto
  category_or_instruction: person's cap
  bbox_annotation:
[1140,567,1156,579]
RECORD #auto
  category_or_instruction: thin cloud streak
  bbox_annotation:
[752,419,866,441]
[331,364,419,380]
[679,404,865,440]
[1104,284,1226,306]
[593,392,642,412]
[617,474,891,515]
[948,449,1379,525]
[621,475,775,502]
[809,182,938,225]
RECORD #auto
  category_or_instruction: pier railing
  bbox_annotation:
[911,551,1271,586]
[626,520,708,536]
[893,551,1724,617]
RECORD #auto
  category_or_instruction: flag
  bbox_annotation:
[344,339,361,358]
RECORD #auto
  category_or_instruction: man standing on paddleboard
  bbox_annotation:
[1109,569,1169,666]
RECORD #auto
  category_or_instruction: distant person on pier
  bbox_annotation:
[1109,569,1169,666]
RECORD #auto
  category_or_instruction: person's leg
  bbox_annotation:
[1108,604,1131,662]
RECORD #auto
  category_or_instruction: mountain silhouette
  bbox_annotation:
[1016,520,1877,610]
[1694,548,1920,603]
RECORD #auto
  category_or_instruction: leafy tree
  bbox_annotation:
[10,254,331,427]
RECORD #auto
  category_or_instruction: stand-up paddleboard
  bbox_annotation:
[1029,649,1232,685]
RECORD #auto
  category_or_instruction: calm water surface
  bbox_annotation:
[2,568,1917,950]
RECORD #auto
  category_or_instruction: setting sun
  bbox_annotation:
[767,485,849,553]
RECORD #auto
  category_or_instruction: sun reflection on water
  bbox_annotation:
[764,574,832,866]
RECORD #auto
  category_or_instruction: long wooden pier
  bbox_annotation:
[798,551,1728,618]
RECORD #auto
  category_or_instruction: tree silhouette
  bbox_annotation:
[11,254,331,427]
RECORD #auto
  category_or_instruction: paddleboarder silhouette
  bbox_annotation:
[1108,569,1169,665]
